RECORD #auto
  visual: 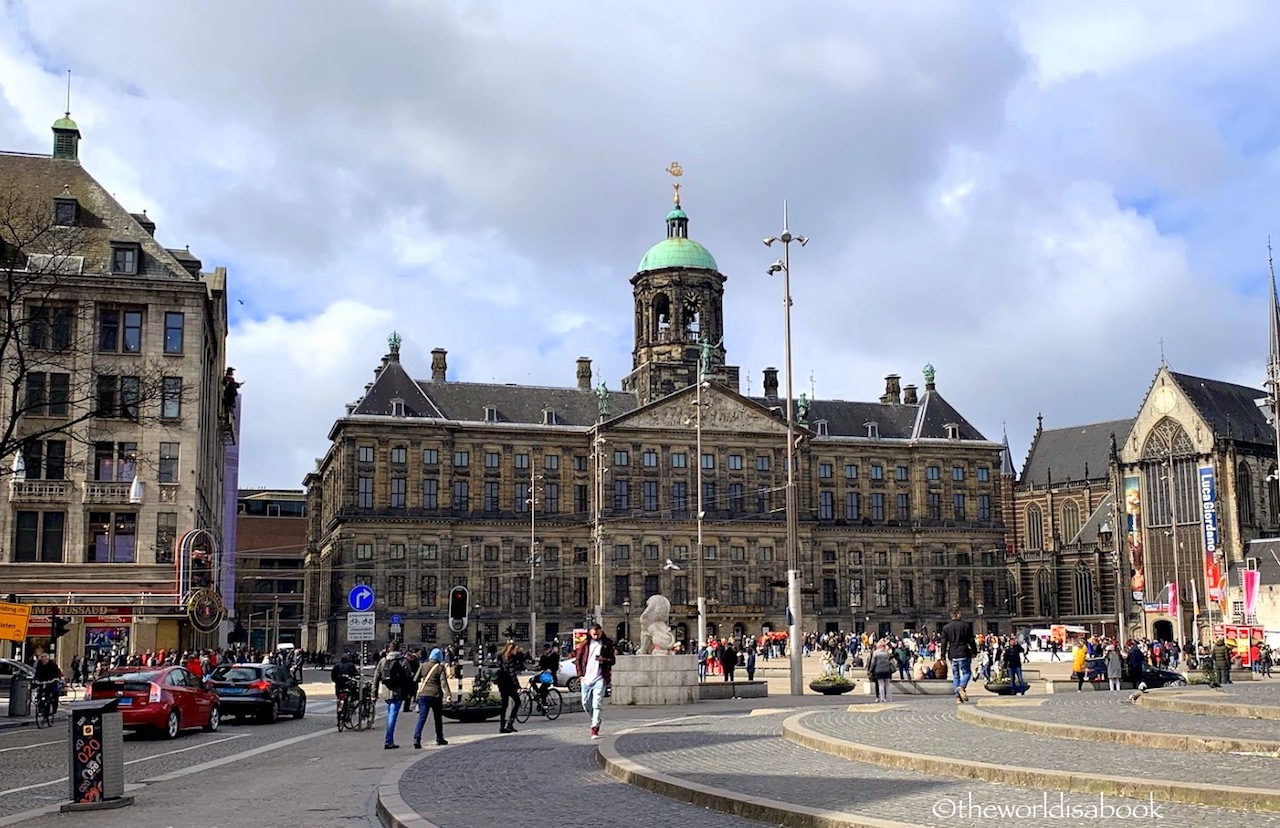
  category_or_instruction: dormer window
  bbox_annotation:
[53,197,78,226]
[542,408,558,425]
[484,405,498,423]
[391,398,405,417]
[814,419,829,436]
[111,243,141,275]
[945,423,960,440]
[865,421,879,439]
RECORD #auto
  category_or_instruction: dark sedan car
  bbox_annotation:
[208,663,306,722]
[1084,657,1186,689]
[88,666,220,738]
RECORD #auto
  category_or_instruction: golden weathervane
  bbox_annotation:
[666,161,683,206]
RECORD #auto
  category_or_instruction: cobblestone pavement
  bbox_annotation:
[803,701,1280,788]
[975,692,1280,741]
[396,719,764,828]
[1178,681,1280,703]
[610,709,1280,828]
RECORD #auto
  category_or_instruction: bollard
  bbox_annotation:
[7,673,31,718]
[61,698,133,812]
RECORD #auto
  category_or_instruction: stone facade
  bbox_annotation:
[0,116,229,663]
[302,192,1010,653]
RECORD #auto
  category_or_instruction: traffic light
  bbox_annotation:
[447,586,469,633]
[51,614,70,640]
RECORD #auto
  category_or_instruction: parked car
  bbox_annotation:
[556,659,580,692]
[88,666,220,738]
[1131,664,1187,690]
[207,662,306,722]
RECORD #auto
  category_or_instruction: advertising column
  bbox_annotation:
[1199,467,1224,626]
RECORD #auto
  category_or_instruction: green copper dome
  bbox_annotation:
[638,237,718,273]
[53,115,78,131]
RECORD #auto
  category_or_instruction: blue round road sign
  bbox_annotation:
[390,614,402,625]
[349,585,375,612]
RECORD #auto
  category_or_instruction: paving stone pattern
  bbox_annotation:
[396,725,762,828]
[982,692,1280,741]
[804,701,1280,788]
[612,711,1280,828]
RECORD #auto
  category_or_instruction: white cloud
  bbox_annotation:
[1,1,1277,485]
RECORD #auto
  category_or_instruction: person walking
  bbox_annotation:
[1104,645,1123,691]
[373,641,413,749]
[495,641,526,734]
[1211,637,1233,687]
[412,648,448,748]
[722,643,739,682]
[744,642,757,681]
[940,606,977,704]
[869,641,895,702]
[1071,642,1088,691]
[571,623,616,739]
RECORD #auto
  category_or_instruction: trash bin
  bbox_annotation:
[8,674,30,718]
[62,698,131,811]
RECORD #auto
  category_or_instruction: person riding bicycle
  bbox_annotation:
[331,653,360,698]
[528,644,558,705]
[33,652,64,714]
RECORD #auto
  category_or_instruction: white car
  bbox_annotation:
[555,659,579,692]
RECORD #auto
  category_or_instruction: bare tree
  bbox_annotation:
[0,183,189,483]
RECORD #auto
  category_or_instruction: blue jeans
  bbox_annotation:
[950,658,972,696]
[413,696,444,744]
[581,678,605,728]
[384,698,404,746]
[1007,665,1025,690]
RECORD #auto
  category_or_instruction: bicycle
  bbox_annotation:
[335,678,358,732]
[353,680,375,731]
[33,680,59,729]
[514,684,562,723]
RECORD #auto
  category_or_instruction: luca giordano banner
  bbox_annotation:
[1198,466,1227,614]
[1124,476,1146,601]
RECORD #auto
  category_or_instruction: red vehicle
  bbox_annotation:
[89,666,220,739]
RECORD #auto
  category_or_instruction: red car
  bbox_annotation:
[89,666,220,739]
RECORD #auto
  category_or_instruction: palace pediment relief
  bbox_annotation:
[610,386,792,435]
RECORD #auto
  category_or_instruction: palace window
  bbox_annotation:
[13,511,64,563]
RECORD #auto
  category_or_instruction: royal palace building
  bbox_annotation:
[302,184,1010,653]
[0,112,231,662]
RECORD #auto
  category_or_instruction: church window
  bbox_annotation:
[1238,462,1255,526]
[1074,566,1095,615]
[1037,569,1053,616]
[1026,504,1044,550]
[1061,501,1081,543]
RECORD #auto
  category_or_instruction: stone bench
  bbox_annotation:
[698,681,769,700]
[859,679,955,696]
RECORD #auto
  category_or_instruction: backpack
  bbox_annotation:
[387,657,410,693]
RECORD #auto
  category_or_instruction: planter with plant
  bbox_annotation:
[442,665,503,721]
[810,652,857,694]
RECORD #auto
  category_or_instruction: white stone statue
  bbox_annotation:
[638,594,676,654]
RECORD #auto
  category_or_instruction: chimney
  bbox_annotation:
[431,348,448,382]
[576,357,592,391]
[880,374,901,405]
[762,366,779,399]
[902,384,918,405]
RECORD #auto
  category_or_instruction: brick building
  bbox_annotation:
[234,489,307,650]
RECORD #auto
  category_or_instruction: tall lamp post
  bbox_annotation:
[765,201,808,696]
[1098,519,1124,640]
[693,356,710,648]
[623,599,631,646]
[528,473,541,655]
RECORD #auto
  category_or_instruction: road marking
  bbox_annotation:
[142,725,341,783]
[0,739,63,753]
[0,734,247,799]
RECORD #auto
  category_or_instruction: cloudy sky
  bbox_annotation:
[1,1,1275,487]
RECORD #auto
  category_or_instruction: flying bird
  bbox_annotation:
[663,559,681,571]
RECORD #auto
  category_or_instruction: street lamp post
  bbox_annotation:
[623,599,631,646]
[694,359,709,649]
[1098,520,1124,640]
[529,473,540,656]
[765,201,808,697]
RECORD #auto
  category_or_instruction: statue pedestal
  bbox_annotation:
[610,654,699,705]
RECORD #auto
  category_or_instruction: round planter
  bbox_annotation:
[809,681,855,695]
[983,682,1025,696]
[441,704,502,723]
